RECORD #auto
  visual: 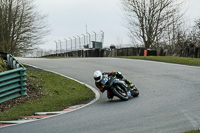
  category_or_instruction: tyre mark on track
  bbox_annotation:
[180,107,199,128]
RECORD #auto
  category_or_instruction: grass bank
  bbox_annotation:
[0,57,7,72]
[0,67,95,121]
[184,130,200,133]
[117,56,200,66]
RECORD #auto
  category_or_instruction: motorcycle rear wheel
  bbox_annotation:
[131,87,139,97]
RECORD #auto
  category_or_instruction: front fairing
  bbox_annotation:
[114,79,128,88]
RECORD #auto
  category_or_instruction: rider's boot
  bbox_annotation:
[107,91,114,99]
[124,79,134,88]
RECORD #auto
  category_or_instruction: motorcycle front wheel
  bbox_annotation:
[112,85,129,101]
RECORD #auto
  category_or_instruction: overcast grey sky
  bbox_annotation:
[35,0,200,50]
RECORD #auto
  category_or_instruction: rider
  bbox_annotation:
[93,70,133,99]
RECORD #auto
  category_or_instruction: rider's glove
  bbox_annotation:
[130,84,134,89]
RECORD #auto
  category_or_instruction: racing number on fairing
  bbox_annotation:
[102,76,108,84]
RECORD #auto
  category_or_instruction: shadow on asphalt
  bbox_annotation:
[100,96,139,104]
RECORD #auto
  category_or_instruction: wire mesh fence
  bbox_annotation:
[55,32,104,53]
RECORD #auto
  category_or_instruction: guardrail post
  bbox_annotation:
[20,68,27,96]
[16,63,20,68]
[13,60,16,68]
[7,54,11,66]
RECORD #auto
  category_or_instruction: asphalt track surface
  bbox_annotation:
[1,58,200,133]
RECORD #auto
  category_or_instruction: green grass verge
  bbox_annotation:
[184,130,200,133]
[117,56,200,66]
[0,57,7,72]
[0,70,95,121]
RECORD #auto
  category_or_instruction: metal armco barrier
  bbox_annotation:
[0,54,27,103]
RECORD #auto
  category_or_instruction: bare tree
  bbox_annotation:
[0,0,49,56]
[121,0,184,49]
[190,19,200,46]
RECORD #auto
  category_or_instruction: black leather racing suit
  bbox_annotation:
[95,72,131,99]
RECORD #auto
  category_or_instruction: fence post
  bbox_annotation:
[144,50,148,56]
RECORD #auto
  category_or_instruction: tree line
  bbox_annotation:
[121,0,200,51]
[1,0,200,56]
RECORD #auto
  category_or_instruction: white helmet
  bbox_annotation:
[93,70,102,82]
